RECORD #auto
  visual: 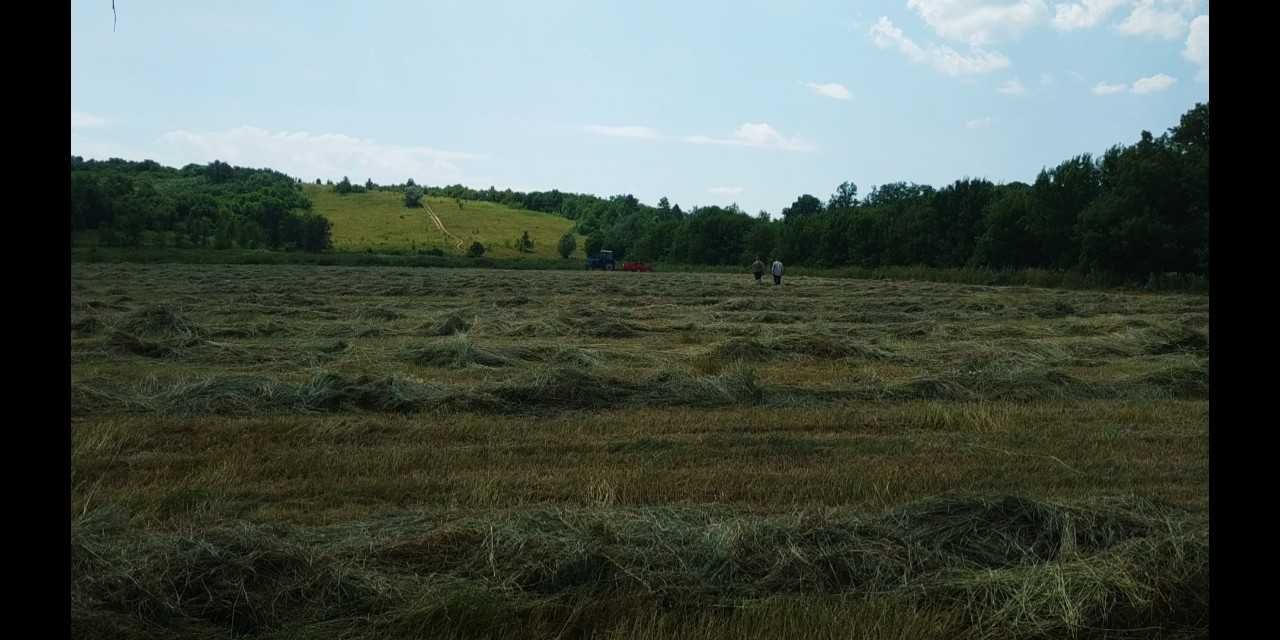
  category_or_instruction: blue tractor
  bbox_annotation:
[586,249,616,271]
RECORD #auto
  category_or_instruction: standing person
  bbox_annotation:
[751,256,765,284]
[771,258,784,286]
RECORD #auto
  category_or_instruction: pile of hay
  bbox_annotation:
[401,334,532,369]
[103,305,207,358]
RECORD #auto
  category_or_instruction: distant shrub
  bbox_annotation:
[404,185,424,208]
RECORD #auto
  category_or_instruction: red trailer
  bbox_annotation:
[622,262,654,272]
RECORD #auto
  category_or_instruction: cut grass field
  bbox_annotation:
[70,263,1209,639]
[306,185,584,259]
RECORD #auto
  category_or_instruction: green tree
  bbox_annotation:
[827,181,859,210]
[746,221,779,262]
[117,212,146,247]
[781,194,823,221]
[299,213,333,252]
[657,197,672,217]
[1170,102,1208,150]
[1026,156,1100,269]
[206,160,234,184]
[467,241,486,257]
[931,178,997,267]
[403,185,424,208]
[236,220,265,249]
[212,215,235,250]
[973,184,1035,268]
[557,232,577,259]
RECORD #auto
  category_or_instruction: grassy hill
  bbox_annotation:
[305,185,583,259]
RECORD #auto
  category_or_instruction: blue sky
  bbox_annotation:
[71,1,1209,215]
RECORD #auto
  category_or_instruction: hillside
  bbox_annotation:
[305,185,583,259]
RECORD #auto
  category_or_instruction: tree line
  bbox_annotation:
[560,102,1207,278]
[378,102,1207,278]
[71,158,332,252]
[71,101,1207,279]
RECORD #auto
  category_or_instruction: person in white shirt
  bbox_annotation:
[771,259,784,285]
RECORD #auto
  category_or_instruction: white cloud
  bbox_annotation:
[583,125,660,139]
[1091,73,1177,95]
[1131,73,1177,93]
[1183,15,1208,82]
[1041,72,1055,85]
[709,186,744,195]
[870,17,1011,76]
[999,79,1027,94]
[806,82,852,100]
[71,112,106,128]
[1117,0,1188,38]
[871,18,929,63]
[967,117,994,129]
[149,126,485,184]
[906,1,1049,45]
[1051,0,1128,30]
[684,123,815,152]
[1092,81,1129,95]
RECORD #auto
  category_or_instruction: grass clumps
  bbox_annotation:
[1130,360,1209,399]
[712,337,772,362]
[422,312,473,336]
[105,330,196,359]
[357,305,403,322]
[1143,324,1209,355]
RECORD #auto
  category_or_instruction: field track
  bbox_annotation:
[425,201,466,251]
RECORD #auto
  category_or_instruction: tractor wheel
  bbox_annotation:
[607,264,615,271]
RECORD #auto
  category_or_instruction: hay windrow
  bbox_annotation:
[73,364,769,416]
[708,334,896,363]
[73,496,1207,640]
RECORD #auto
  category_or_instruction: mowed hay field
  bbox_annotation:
[70,263,1209,640]
[306,185,583,258]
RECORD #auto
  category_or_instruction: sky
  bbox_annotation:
[71,1,1209,215]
